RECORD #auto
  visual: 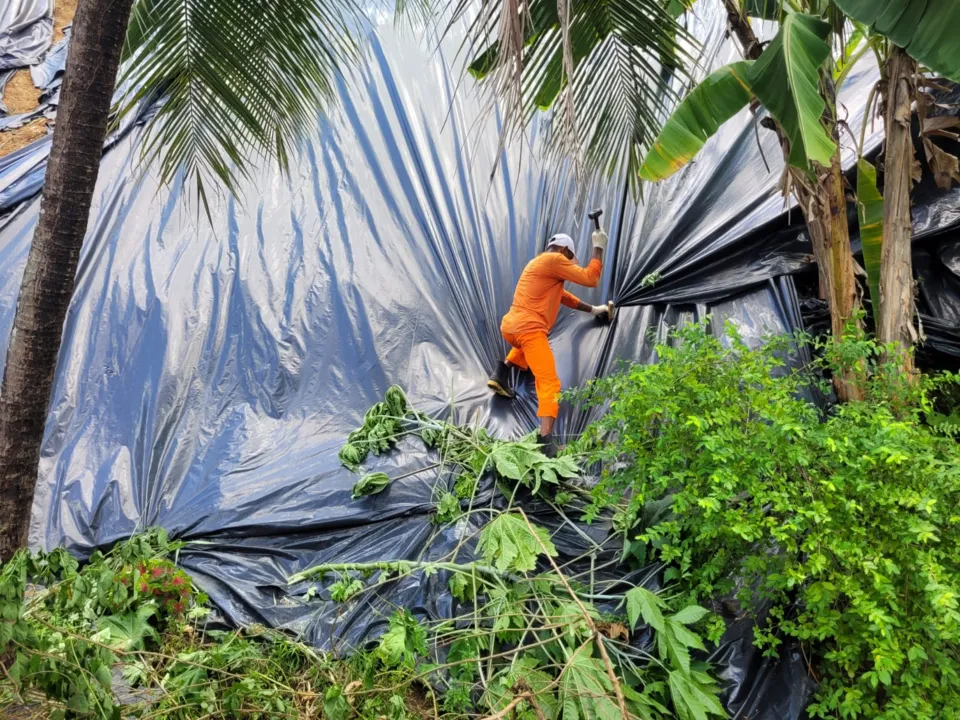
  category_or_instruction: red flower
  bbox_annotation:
[171,576,185,586]
[151,566,165,578]
[172,602,185,614]
[139,583,149,593]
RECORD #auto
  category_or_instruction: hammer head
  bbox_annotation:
[588,208,603,230]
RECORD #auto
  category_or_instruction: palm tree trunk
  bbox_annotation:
[878,45,917,373]
[722,0,862,400]
[0,0,135,560]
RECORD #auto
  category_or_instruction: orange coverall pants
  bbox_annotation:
[502,331,560,419]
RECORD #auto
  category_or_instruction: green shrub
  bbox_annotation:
[571,322,960,719]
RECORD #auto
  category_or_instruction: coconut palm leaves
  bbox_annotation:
[460,0,697,185]
[117,0,359,208]
[831,0,960,83]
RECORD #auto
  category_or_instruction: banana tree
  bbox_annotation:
[833,0,960,374]
[641,0,864,399]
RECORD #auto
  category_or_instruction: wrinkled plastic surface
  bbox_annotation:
[0,0,52,73]
[0,7,958,719]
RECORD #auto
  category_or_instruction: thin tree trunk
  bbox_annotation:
[722,0,862,400]
[0,0,135,560]
[878,45,917,373]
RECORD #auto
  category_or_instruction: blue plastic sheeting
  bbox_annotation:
[0,0,52,71]
[0,7,957,718]
[0,0,52,115]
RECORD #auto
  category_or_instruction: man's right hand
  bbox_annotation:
[592,230,609,253]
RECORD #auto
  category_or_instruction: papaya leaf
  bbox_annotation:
[832,0,960,82]
[856,158,884,327]
[747,13,836,170]
[670,604,710,626]
[477,513,557,572]
[624,586,666,632]
[639,61,754,182]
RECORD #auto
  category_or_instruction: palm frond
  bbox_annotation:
[117,0,360,213]
[459,0,699,189]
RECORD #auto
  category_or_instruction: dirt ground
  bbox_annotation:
[0,0,78,159]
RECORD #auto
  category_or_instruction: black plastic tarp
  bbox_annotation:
[0,5,958,718]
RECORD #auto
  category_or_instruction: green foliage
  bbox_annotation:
[301,391,726,720]
[433,491,462,524]
[856,158,884,327]
[639,61,754,182]
[747,13,837,170]
[338,384,584,506]
[377,609,429,668]
[352,471,391,499]
[477,512,558,572]
[832,0,960,82]
[741,0,783,21]
[459,0,697,189]
[571,321,960,718]
[0,528,206,719]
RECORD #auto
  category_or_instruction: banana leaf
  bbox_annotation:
[832,0,960,82]
[742,0,783,21]
[747,13,837,170]
[856,158,884,328]
[639,61,754,182]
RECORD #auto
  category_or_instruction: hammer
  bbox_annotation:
[587,208,615,324]
[588,208,603,232]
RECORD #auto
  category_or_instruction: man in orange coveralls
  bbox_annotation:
[488,229,612,456]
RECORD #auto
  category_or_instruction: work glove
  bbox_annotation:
[591,230,609,252]
[590,301,615,320]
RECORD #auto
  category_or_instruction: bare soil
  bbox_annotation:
[0,0,79,159]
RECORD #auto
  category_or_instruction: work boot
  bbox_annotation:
[537,433,558,458]
[487,361,515,399]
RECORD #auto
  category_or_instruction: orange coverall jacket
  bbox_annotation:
[500,252,602,418]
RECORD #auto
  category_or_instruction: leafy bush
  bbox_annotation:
[296,385,726,720]
[571,322,960,719]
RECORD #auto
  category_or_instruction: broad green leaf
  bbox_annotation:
[665,0,694,18]
[743,0,783,20]
[664,624,692,674]
[639,62,754,181]
[483,656,558,720]
[668,670,726,720]
[377,610,428,668]
[324,686,351,720]
[560,651,619,720]
[747,13,837,169]
[856,159,884,328]
[832,0,960,82]
[625,586,666,632]
[670,604,710,625]
[352,472,390,499]
[477,513,558,572]
[668,619,707,651]
[94,609,157,651]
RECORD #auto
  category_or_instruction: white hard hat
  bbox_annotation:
[547,233,578,262]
